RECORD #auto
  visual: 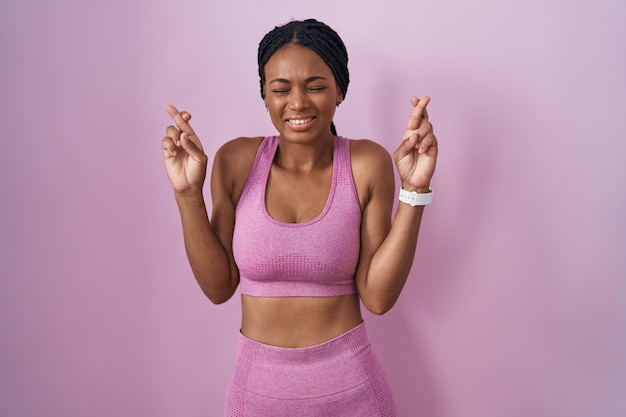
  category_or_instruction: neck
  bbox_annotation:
[274,135,335,173]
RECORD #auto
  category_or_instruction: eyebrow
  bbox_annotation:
[268,76,329,84]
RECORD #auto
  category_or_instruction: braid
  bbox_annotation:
[257,19,349,134]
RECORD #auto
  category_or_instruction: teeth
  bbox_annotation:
[289,118,313,125]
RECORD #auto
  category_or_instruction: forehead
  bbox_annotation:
[264,44,335,81]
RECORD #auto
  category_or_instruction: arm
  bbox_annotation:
[162,105,239,304]
[354,96,438,314]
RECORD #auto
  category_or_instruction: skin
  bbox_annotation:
[162,43,438,348]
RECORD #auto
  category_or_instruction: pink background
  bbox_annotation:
[1,1,625,416]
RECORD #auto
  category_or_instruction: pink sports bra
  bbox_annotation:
[232,135,361,297]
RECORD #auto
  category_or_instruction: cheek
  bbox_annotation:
[264,97,280,112]
[319,96,339,114]
[265,100,285,123]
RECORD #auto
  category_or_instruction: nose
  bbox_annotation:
[288,88,309,111]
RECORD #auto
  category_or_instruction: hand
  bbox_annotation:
[162,104,208,193]
[393,96,438,192]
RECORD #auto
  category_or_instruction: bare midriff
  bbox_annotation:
[240,294,363,348]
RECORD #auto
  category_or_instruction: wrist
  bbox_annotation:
[399,187,433,206]
[401,183,431,194]
[174,187,206,205]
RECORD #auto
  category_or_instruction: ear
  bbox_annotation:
[337,93,344,106]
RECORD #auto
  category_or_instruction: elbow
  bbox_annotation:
[194,270,238,304]
[207,293,232,305]
[358,282,400,315]
[200,283,237,305]
[356,266,407,315]
[362,297,397,316]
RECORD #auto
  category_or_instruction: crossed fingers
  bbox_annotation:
[405,96,429,130]
[404,96,436,154]
[164,104,204,153]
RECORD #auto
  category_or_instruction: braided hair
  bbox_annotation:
[257,19,349,136]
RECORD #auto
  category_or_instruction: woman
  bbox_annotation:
[162,19,437,416]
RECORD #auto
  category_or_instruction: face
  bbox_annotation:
[263,44,342,142]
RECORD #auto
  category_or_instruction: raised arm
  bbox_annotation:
[354,96,438,314]
[162,105,239,304]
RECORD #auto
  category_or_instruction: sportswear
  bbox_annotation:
[232,135,361,297]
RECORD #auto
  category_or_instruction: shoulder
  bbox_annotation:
[211,136,265,201]
[215,136,265,165]
[348,138,391,160]
[213,136,265,176]
[346,138,395,206]
[348,138,394,178]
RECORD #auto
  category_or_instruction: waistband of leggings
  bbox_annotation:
[237,321,369,362]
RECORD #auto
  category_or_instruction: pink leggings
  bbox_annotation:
[225,322,396,416]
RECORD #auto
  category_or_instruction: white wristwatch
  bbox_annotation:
[398,187,433,206]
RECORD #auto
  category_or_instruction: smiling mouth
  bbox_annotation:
[287,117,314,125]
